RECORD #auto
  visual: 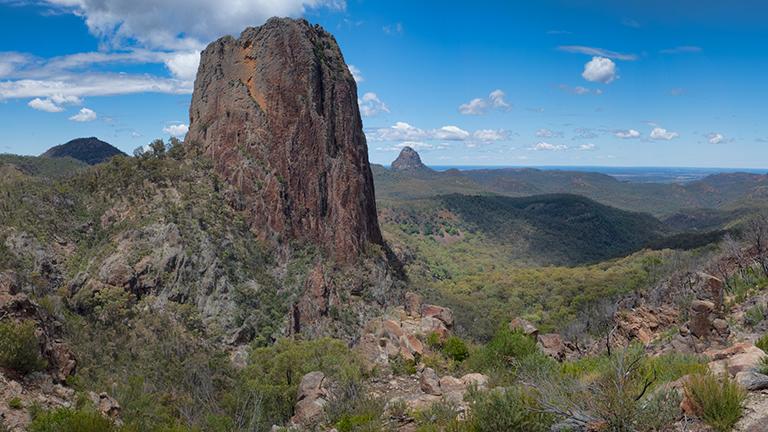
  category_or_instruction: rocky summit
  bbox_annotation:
[391,146,430,172]
[42,137,125,166]
[187,17,382,263]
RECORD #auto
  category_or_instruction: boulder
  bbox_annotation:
[708,343,767,376]
[419,368,441,396]
[404,292,423,317]
[689,300,715,338]
[88,392,120,420]
[460,373,489,390]
[509,318,538,337]
[735,371,768,391]
[538,333,566,361]
[291,371,329,426]
[421,304,453,327]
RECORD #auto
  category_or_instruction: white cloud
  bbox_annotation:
[348,65,363,83]
[558,84,601,95]
[27,94,83,112]
[0,74,192,100]
[164,51,201,81]
[707,132,725,144]
[650,127,679,140]
[69,107,97,122]
[532,142,567,151]
[28,98,64,112]
[358,92,389,117]
[489,89,511,109]
[458,98,487,115]
[614,129,640,139]
[473,129,507,142]
[536,128,562,138]
[578,143,597,151]
[433,125,470,141]
[582,56,617,84]
[369,122,427,141]
[382,23,403,35]
[558,45,637,61]
[43,0,345,51]
[163,123,189,137]
[0,52,34,77]
[459,89,510,115]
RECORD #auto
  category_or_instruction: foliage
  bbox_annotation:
[465,327,541,384]
[442,336,470,362]
[241,337,367,429]
[28,408,116,432]
[326,380,387,432]
[8,397,22,410]
[389,355,418,376]
[745,304,767,327]
[465,387,552,432]
[758,356,768,376]
[756,334,768,353]
[684,374,746,432]
[0,320,47,374]
[413,400,463,432]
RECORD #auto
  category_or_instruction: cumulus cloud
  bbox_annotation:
[358,92,389,117]
[531,142,567,151]
[348,65,363,83]
[433,125,470,141]
[650,127,679,140]
[459,89,510,115]
[614,129,640,139]
[69,107,97,122]
[582,56,617,84]
[578,143,597,151]
[43,0,345,51]
[28,98,64,112]
[163,123,189,137]
[707,132,725,144]
[27,94,83,112]
[473,129,507,142]
[489,89,511,109]
[536,128,563,138]
[558,45,637,61]
[164,51,201,81]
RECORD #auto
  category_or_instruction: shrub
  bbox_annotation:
[758,356,768,376]
[413,400,462,432]
[465,387,551,432]
[325,379,387,432]
[390,355,418,376]
[28,408,115,432]
[8,397,22,410]
[465,326,538,384]
[684,374,746,432]
[744,304,767,327]
[442,336,470,362]
[0,320,47,374]
[756,334,768,353]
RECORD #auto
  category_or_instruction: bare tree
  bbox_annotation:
[745,212,768,276]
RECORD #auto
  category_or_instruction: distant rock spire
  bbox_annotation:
[391,146,431,172]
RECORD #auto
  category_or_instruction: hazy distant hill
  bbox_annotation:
[0,154,87,179]
[42,137,126,165]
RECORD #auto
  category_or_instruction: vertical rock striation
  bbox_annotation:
[187,17,383,263]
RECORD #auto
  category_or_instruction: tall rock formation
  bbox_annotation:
[186,18,383,263]
[391,146,431,172]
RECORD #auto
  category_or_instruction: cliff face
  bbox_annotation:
[187,17,383,263]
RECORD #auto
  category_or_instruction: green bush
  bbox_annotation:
[442,336,470,362]
[465,387,551,432]
[465,326,539,384]
[756,334,768,353]
[28,408,115,432]
[413,400,462,432]
[0,320,47,374]
[744,304,767,327]
[390,355,418,376]
[684,374,746,432]
[8,397,22,410]
[325,380,386,432]
[758,356,768,376]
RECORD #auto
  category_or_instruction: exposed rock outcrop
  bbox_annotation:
[390,147,430,172]
[187,17,383,264]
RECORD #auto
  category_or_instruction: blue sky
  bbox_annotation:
[1,0,767,167]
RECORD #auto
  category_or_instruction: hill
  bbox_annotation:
[42,137,126,165]
[0,153,88,178]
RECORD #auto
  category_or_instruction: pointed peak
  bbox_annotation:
[391,146,430,172]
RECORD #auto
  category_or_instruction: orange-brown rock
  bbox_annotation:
[186,17,383,263]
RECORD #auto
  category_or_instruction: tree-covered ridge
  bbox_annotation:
[0,153,87,178]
